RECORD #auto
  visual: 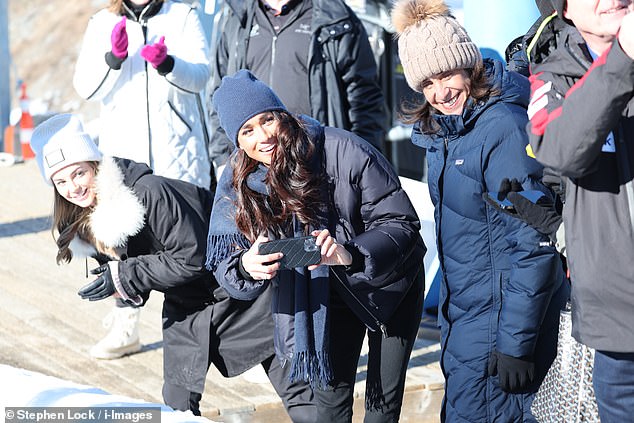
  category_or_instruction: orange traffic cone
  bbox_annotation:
[19,83,35,159]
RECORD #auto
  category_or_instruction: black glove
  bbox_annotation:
[488,350,535,393]
[78,264,115,301]
[484,178,562,236]
[483,178,523,215]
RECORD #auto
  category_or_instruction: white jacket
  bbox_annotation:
[73,0,211,188]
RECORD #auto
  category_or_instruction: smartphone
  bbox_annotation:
[258,236,321,269]
[487,190,546,210]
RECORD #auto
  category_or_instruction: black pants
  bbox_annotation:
[314,274,424,423]
[163,354,317,422]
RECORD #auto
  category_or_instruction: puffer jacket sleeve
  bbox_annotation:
[116,178,212,294]
[73,11,125,101]
[213,251,270,301]
[163,6,210,93]
[484,121,563,358]
[328,129,422,281]
[335,18,386,150]
[527,40,634,178]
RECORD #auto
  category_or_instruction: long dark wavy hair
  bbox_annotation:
[399,62,499,133]
[232,111,326,242]
[51,162,100,264]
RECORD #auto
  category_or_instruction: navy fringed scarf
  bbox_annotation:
[205,155,333,389]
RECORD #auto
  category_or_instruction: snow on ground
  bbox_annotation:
[0,365,217,423]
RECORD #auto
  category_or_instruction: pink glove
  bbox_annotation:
[110,16,128,59]
[141,36,167,68]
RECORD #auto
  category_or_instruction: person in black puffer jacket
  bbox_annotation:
[29,114,316,421]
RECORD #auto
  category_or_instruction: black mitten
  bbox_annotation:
[78,264,115,301]
[488,350,535,393]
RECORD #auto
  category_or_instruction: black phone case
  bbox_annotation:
[258,236,321,269]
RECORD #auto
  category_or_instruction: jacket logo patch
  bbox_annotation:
[455,159,464,165]
[250,24,260,38]
[603,132,616,153]
[295,23,312,35]
[528,81,552,120]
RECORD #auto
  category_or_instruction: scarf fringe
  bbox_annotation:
[289,350,333,390]
[205,232,250,270]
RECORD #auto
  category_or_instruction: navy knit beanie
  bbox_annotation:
[212,69,287,146]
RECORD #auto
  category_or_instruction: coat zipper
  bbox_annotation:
[269,35,278,87]
[331,268,388,337]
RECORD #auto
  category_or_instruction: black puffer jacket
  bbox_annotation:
[208,0,386,167]
[213,119,426,333]
[81,157,274,392]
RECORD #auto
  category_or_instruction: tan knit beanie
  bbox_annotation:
[392,0,482,93]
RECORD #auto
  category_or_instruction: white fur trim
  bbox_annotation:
[90,157,145,248]
[68,236,97,259]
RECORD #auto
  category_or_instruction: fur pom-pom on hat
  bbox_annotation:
[391,0,482,93]
[392,0,449,33]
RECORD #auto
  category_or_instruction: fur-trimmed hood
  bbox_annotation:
[90,157,146,248]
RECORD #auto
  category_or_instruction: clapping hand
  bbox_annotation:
[141,36,167,68]
[110,16,128,59]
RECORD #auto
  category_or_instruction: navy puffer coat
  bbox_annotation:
[411,60,569,422]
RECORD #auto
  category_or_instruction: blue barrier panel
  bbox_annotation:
[462,0,540,62]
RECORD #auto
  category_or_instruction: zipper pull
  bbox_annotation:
[378,322,388,338]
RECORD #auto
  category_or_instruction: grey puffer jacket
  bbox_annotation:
[208,0,386,168]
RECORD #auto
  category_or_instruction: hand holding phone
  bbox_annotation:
[258,236,321,269]
[240,235,284,280]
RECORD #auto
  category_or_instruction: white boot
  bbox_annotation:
[242,365,270,384]
[90,306,142,359]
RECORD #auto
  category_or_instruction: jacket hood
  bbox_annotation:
[412,59,530,147]
[90,157,146,248]
[527,14,590,79]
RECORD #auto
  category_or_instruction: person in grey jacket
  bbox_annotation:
[207,0,386,174]
[526,1,634,421]
[206,70,425,422]
[29,114,316,420]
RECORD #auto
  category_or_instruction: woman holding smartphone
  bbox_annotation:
[206,70,426,422]
[29,114,316,420]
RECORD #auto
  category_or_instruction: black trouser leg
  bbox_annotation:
[162,382,203,416]
[263,355,318,423]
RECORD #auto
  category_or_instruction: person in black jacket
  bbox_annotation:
[207,0,386,177]
[29,114,316,421]
[206,70,425,422]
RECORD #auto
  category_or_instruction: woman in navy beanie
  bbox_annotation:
[207,70,426,422]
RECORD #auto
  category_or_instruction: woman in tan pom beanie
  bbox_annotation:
[392,1,570,422]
